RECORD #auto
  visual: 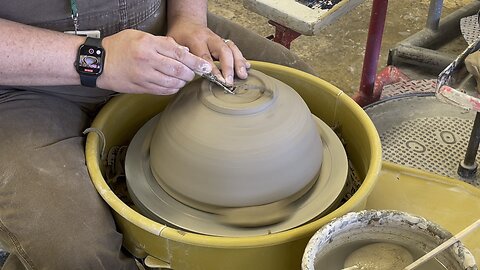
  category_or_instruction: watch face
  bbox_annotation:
[77,44,104,75]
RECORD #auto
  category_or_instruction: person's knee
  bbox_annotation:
[48,242,135,270]
[4,230,137,270]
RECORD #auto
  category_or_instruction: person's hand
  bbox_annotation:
[97,29,212,95]
[466,51,480,93]
[167,19,250,86]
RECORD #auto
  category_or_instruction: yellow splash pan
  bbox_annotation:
[85,61,382,269]
[368,161,480,262]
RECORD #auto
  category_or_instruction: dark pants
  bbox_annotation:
[0,4,314,270]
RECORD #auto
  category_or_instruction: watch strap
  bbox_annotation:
[79,37,103,88]
[80,74,98,88]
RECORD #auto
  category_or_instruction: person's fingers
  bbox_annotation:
[210,40,235,85]
[149,56,195,83]
[144,84,180,95]
[128,57,187,94]
[145,68,188,89]
[224,39,249,80]
[154,36,212,76]
[133,81,181,95]
[195,43,225,83]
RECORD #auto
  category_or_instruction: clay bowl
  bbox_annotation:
[149,69,323,211]
[302,210,477,270]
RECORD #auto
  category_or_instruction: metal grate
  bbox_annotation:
[341,160,362,202]
[380,116,480,186]
[381,79,436,99]
[460,14,480,45]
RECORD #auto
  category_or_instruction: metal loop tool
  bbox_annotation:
[198,72,236,95]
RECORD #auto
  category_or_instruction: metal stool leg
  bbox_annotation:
[458,112,480,178]
[353,0,389,106]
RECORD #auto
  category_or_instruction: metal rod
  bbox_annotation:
[458,112,480,178]
[426,0,443,31]
[388,44,456,73]
[405,1,480,48]
[462,112,480,166]
[389,1,480,70]
[355,0,388,106]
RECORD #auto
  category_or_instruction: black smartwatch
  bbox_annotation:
[75,37,105,87]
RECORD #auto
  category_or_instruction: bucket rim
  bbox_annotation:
[85,61,383,247]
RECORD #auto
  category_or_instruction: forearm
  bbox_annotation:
[0,18,84,86]
[167,0,207,28]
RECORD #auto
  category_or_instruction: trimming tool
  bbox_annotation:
[198,72,236,94]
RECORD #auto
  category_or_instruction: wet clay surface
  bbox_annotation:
[209,0,471,96]
[149,70,323,208]
[343,243,414,269]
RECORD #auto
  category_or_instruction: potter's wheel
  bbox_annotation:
[125,113,348,237]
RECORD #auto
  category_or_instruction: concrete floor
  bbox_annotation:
[208,0,472,96]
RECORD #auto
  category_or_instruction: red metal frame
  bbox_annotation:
[352,0,391,106]
[268,20,302,49]
[265,0,397,106]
